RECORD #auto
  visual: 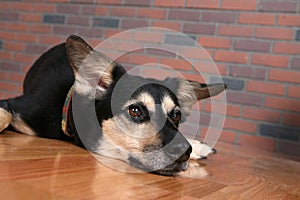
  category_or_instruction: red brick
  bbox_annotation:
[151,21,181,31]
[259,1,297,13]
[292,58,300,70]
[239,13,275,25]
[252,54,289,68]
[154,0,185,7]
[134,31,163,43]
[269,69,300,84]
[8,72,24,83]
[4,42,25,52]
[0,2,11,10]
[109,7,136,17]
[239,134,276,152]
[256,27,294,40]
[205,102,240,117]
[278,141,300,157]
[160,58,192,71]
[11,2,32,11]
[53,26,77,35]
[227,92,262,106]
[282,113,300,127]
[219,25,253,37]
[30,24,52,34]
[0,82,17,91]
[288,85,300,98]
[224,118,257,133]
[222,0,257,10]
[168,10,200,21]
[186,0,219,9]
[230,65,266,80]
[214,51,249,64]
[183,23,216,35]
[218,130,236,144]
[20,13,42,22]
[179,47,212,60]
[94,7,108,15]
[142,67,176,80]
[6,23,28,32]
[67,16,90,26]
[96,0,122,4]
[81,5,95,15]
[246,80,285,96]
[235,39,271,53]
[243,107,280,123]
[13,53,36,64]
[124,0,151,6]
[120,19,149,29]
[198,37,231,49]
[192,61,227,75]
[128,55,159,65]
[15,33,37,43]
[0,52,12,60]
[33,4,56,12]
[138,8,166,19]
[278,15,300,26]
[265,96,300,112]
[1,61,22,72]
[200,128,236,144]
[202,11,237,23]
[116,42,143,52]
[57,4,80,14]
[39,35,63,45]
[273,42,300,55]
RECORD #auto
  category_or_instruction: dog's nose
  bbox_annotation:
[165,137,192,162]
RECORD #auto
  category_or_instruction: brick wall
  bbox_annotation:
[0,0,299,156]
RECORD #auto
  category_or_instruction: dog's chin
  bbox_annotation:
[153,160,190,176]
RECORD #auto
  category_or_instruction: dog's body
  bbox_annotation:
[0,35,226,176]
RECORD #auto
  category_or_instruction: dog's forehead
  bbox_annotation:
[129,84,179,114]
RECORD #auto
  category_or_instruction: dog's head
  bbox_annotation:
[66,35,226,176]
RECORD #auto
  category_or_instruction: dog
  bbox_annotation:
[0,35,226,176]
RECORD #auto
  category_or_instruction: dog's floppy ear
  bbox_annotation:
[173,79,226,116]
[65,35,124,98]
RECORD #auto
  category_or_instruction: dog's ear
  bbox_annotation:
[186,80,227,100]
[167,79,226,116]
[65,35,125,98]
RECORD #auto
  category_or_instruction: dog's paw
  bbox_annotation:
[0,108,12,133]
[187,139,217,160]
[178,160,209,178]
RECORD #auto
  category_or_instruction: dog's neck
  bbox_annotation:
[61,85,74,137]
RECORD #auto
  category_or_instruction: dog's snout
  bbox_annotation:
[165,139,192,162]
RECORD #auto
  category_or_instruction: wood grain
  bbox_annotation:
[0,131,299,199]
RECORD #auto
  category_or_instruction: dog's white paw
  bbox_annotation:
[0,108,12,132]
[178,160,209,178]
[187,139,217,160]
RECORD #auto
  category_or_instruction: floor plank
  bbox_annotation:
[0,131,299,199]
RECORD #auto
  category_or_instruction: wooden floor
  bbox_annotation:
[0,131,300,200]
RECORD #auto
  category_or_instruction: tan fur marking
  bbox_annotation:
[101,116,160,152]
[0,108,12,132]
[124,92,155,113]
[162,95,176,114]
[11,114,36,136]
[137,93,155,112]
[177,80,197,116]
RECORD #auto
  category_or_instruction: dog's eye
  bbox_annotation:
[129,106,142,117]
[170,110,181,123]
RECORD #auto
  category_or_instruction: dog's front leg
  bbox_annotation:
[187,139,217,160]
[0,100,12,133]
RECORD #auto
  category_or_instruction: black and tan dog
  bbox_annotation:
[0,35,226,176]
